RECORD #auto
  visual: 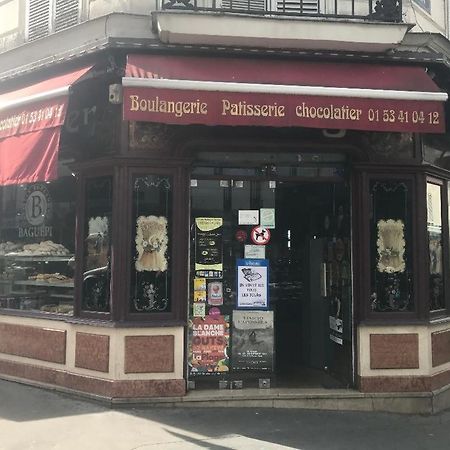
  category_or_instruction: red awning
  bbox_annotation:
[0,66,92,186]
[123,54,447,133]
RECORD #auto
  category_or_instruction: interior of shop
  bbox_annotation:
[188,152,353,390]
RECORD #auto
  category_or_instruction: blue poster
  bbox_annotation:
[236,259,269,309]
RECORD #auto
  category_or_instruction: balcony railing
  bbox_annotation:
[159,0,402,23]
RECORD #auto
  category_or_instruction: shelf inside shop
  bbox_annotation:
[14,280,74,288]
[49,293,74,299]
[2,255,74,262]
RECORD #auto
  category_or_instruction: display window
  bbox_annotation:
[0,175,75,315]
[369,180,414,313]
[427,181,445,312]
[130,174,172,313]
[82,176,113,312]
[187,153,352,388]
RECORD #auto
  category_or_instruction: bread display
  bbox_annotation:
[0,242,22,255]
[28,273,73,283]
[6,240,70,256]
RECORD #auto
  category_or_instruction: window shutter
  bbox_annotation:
[55,0,79,32]
[221,0,266,11]
[276,0,319,14]
[28,0,50,41]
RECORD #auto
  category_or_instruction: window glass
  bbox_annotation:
[188,178,352,378]
[130,175,172,313]
[427,182,444,311]
[370,180,413,312]
[82,176,112,312]
[0,177,75,315]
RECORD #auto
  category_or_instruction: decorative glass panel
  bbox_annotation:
[370,180,413,312]
[427,182,444,311]
[130,175,172,313]
[82,177,112,312]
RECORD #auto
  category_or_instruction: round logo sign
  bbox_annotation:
[235,229,247,243]
[250,226,271,245]
[25,190,48,226]
[208,307,221,316]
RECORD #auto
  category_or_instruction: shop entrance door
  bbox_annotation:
[270,182,352,387]
[188,158,352,389]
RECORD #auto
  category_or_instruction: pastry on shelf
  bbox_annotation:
[6,240,71,256]
[0,242,22,255]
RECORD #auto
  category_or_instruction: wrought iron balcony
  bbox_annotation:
[159,0,402,23]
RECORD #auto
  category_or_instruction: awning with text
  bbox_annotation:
[0,66,92,186]
[123,54,447,133]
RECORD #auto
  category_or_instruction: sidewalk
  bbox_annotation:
[0,379,449,450]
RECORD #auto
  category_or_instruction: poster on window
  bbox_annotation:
[329,316,343,346]
[195,217,223,278]
[231,310,274,371]
[237,259,269,309]
[189,315,229,375]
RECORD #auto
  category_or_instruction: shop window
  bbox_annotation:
[130,175,172,313]
[370,180,413,312]
[427,181,445,312]
[82,176,112,312]
[0,176,75,315]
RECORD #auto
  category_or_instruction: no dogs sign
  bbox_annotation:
[250,226,271,245]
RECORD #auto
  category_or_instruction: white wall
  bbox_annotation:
[0,0,449,55]
[88,0,158,18]
[0,0,25,51]
[403,0,447,35]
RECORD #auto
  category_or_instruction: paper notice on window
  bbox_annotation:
[237,259,269,309]
[195,218,223,274]
[238,210,259,225]
[244,245,265,259]
[260,208,275,229]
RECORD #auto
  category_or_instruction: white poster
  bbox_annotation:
[260,208,275,229]
[238,210,259,225]
[237,259,269,309]
[244,245,265,259]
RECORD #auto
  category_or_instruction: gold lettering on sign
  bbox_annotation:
[129,95,208,117]
[295,103,362,121]
[221,99,285,117]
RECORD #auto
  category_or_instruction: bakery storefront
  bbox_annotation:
[0,53,450,402]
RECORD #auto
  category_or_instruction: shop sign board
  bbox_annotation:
[195,217,223,278]
[237,259,269,309]
[232,310,274,371]
[189,315,229,375]
[124,87,445,134]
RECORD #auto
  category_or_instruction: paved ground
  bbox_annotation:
[0,379,449,450]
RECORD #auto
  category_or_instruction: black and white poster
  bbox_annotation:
[231,310,274,371]
[195,217,223,278]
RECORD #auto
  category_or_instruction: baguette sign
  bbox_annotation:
[124,87,445,133]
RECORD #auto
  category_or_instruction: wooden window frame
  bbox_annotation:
[426,175,450,319]
[357,170,421,322]
[118,165,188,325]
[74,167,115,320]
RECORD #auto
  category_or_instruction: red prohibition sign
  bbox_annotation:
[251,226,271,245]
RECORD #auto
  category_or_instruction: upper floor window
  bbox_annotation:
[27,0,81,42]
[412,0,431,13]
